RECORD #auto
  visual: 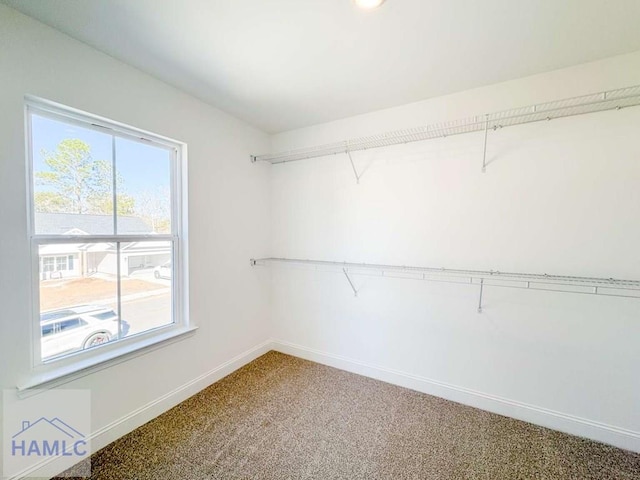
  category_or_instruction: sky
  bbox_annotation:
[31,114,172,198]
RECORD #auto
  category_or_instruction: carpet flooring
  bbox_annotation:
[61,351,640,479]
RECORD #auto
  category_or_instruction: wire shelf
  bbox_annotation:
[252,85,640,164]
[251,257,640,300]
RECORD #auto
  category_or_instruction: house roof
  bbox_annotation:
[35,213,152,235]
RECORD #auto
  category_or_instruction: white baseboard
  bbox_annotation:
[271,339,640,453]
[14,336,638,479]
[15,339,273,480]
[90,339,273,450]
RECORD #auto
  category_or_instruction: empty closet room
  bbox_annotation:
[1,1,640,479]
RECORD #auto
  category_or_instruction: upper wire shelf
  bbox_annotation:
[251,85,640,165]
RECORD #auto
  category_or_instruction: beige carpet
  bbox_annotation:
[61,351,640,479]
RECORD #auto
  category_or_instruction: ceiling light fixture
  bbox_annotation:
[354,0,386,10]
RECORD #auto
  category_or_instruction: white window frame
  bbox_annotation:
[21,96,193,391]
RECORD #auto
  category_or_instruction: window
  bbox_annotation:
[42,257,55,273]
[55,256,67,271]
[40,255,77,279]
[57,318,86,333]
[26,97,190,377]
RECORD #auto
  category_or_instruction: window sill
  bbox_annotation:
[17,325,198,394]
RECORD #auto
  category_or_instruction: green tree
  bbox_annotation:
[90,192,136,216]
[34,191,71,213]
[35,139,135,215]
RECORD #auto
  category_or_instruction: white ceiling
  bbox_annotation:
[4,0,640,133]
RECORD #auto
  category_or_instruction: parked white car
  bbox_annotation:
[40,305,119,360]
[154,261,171,279]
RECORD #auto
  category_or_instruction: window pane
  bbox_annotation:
[32,114,115,235]
[39,243,119,361]
[42,257,54,272]
[119,241,173,338]
[115,137,172,235]
[55,256,67,271]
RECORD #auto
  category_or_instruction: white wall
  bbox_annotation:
[0,4,272,474]
[2,3,640,473]
[269,51,640,451]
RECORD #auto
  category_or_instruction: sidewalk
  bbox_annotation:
[94,287,170,307]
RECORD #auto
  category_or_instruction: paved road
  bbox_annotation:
[121,292,172,337]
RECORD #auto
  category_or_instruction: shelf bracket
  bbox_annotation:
[482,114,489,173]
[343,268,359,297]
[346,150,361,184]
[477,278,484,313]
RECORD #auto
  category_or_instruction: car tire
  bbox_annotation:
[154,271,160,279]
[84,332,111,349]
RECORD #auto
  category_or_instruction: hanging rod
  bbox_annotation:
[250,257,640,300]
[250,85,640,164]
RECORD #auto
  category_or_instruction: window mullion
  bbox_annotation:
[32,234,177,244]
[116,242,122,340]
[112,135,122,340]
[112,134,117,234]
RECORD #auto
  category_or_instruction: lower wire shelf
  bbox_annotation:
[250,257,640,312]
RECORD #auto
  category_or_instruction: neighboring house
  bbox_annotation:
[36,213,171,279]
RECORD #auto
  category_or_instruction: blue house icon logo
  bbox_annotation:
[12,417,87,458]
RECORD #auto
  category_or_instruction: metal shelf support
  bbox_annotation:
[346,150,361,184]
[482,115,489,173]
[343,268,359,296]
